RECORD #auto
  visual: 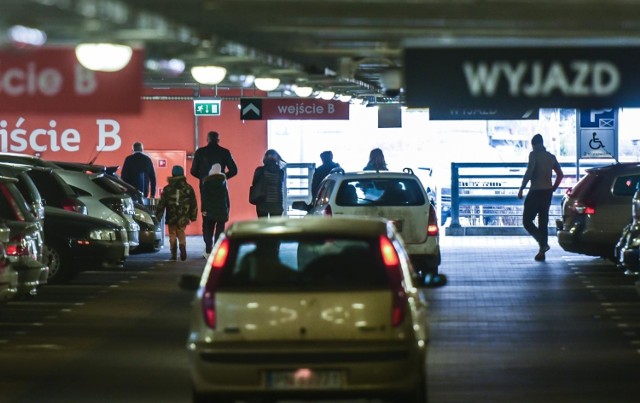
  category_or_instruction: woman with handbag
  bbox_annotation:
[250,149,285,218]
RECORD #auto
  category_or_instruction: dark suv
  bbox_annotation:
[556,163,640,259]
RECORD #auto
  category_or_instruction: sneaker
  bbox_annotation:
[534,251,545,261]
[540,244,551,253]
[168,255,177,262]
[203,251,210,259]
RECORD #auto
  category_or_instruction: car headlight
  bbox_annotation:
[89,229,117,241]
[134,208,155,226]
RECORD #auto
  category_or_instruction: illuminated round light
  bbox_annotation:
[292,85,313,97]
[254,77,281,92]
[338,94,352,103]
[191,65,227,85]
[318,91,335,100]
[75,43,133,72]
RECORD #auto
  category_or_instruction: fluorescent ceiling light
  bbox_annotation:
[292,85,313,97]
[191,65,227,85]
[318,90,335,100]
[75,43,133,72]
[254,77,281,92]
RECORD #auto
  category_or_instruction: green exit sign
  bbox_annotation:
[194,99,221,116]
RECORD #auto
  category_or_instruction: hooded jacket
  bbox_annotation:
[201,172,230,222]
[155,176,197,226]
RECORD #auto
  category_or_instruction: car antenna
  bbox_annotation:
[88,143,105,165]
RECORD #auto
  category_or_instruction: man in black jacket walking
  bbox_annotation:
[190,131,238,188]
[121,142,157,198]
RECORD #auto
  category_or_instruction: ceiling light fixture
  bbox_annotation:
[318,90,335,100]
[292,85,314,98]
[254,77,281,92]
[75,43,133,72]
[339,94,352,103]
[191,65,227,85]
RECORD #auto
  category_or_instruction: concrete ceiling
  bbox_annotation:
[3,0,640,102]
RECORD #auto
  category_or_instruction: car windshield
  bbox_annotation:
[336,178,426,206]
[219,236,390,290]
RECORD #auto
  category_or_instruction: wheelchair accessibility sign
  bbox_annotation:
[578,109,618,160]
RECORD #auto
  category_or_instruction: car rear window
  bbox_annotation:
[570,172,603,199]
[336,178,426,206]
[27,170,76,205]
[0,182,29,221]
[218,236,390,290]
[93,175,129,194]
[612,174,640,197]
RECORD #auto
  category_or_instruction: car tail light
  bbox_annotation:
[380,236,406,327]
[571,200,596,215]
[6,235,30,257]
[61,198,88,214]
[202,238,229,329]
[427,204,439,236]
[324,204,333,217]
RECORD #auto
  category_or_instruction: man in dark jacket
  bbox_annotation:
[311,150,340,198]
[190,131,238,188]
[121,142,157,198]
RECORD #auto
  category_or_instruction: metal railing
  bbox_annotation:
[448,161,604,228]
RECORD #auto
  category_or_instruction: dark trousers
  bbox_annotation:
[522,189,553,248]
[256,208,284,218]
[202,216,226,253]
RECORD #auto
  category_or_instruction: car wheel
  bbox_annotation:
[44,243,75,284]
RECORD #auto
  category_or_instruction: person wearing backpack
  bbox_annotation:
[155,165,198,261]
[251,149,285,218]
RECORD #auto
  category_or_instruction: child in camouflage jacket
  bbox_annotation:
[156,165,198,261]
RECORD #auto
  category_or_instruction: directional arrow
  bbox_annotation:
[242,103,260,117]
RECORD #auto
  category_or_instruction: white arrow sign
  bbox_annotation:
[242,103,260,117]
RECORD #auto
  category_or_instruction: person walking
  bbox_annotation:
[200,163,229,258]
[121,142,157,198]
[517,133,564,262]
[311,150,340,198]
[190,131,238,188]
[251,149,285,218]
[155,165,198,261]
[363,148,388,171]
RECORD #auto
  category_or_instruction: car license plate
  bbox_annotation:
[266,369,344,390]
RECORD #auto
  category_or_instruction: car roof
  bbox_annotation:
[587,162,640,175]
[226,216,392,239]
[328,169,423,180]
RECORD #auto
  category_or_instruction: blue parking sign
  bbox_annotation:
[579,108,617,129]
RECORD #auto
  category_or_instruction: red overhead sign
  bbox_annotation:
[240,98,349,120]
[0,46,143,114]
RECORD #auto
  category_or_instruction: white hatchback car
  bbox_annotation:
[181,216,445,403]
[293,168,441,279]
[55,170,139,251]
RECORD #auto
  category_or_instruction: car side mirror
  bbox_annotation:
[178,274,200,291]
[291,201,310,211]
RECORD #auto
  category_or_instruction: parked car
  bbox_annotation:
[179,216,445,403]
[0,175,48,297]
[613,186,640,273]
[0,223,18,302]
[43,206,128,283]
[51,161,162,253]
[54,169,140,251]
[557,163,640,259]
[0,164,45,222]
[292,168,441,279]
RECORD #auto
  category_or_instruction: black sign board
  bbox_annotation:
[240,98,262,120]
[428,107,539,120]
[405,47,640,109]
